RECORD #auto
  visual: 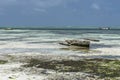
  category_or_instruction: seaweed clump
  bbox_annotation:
[0,60,8,64]
[24,58,120,78]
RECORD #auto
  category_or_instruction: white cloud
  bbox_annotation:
[34,0,63,8]
[92,3,100,10]
[0,0,66,8]
[0,0,78,15]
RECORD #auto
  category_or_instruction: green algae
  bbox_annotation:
[0,60,8,64]
[24,58,120,78]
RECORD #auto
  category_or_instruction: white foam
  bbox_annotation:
[0,42,61,49]
[0,63,45,80]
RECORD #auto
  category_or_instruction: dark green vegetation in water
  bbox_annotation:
[24,58,120,78]
[0,60,8,64]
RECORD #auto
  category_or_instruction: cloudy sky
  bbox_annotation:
[0,0,120,27]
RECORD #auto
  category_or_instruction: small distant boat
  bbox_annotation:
[99,27,111,30]
[4,28,13,30]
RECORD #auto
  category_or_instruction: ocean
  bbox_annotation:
[0,28,120,58]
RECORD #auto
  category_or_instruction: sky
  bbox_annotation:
[0,0,120,27]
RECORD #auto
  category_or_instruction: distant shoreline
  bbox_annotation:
[0,27,120,30]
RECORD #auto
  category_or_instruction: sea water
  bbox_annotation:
[0,29,120,58]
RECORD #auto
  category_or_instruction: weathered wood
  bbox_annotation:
[59,40,90,47]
